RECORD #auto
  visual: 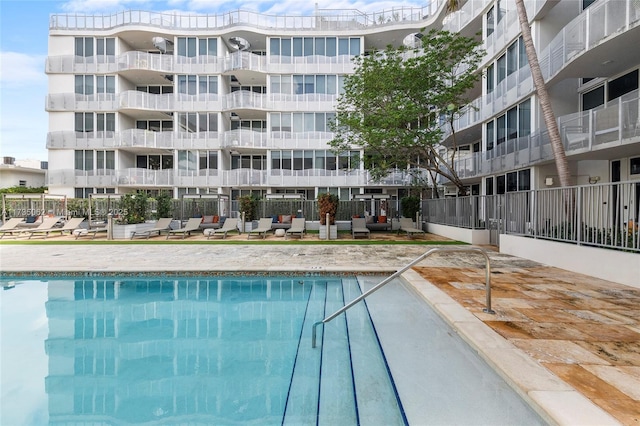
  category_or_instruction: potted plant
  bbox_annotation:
[238,194,260,232]
[317,193,339,240]
[112,192,155,238]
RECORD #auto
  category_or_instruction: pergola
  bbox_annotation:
[2,193,67,223]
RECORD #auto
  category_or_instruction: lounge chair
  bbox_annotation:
[26,217,84,239]
[74,225,109,240]
[0,218,26,239]
[247,218,273,240]
[351,217,371,239]
[285,218,306,239]
[130,218,173,239]
[204,217,239,240]
[398,218,425,239]
[2,217,60,239]
[166,217,202,239]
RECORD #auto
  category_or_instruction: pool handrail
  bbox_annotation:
[312,246,495,348]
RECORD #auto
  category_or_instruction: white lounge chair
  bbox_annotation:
[0,218,26,239]
[204,217,239,239]
[247,218,273,240]
[398,218,425,239]
[285,218,306,239]
[74,224,108,240]
[351,217,371,239]
[4,217,60,239]
[166,217,202,239]
[131,218,173,239]
[26,217,84,239]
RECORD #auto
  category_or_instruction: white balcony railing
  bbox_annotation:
[539,0,640,82]
[450,90,640,179]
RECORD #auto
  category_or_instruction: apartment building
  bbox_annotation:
[45,0,639,206]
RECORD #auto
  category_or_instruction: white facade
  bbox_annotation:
[45,0,640,202]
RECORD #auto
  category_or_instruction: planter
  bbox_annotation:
[112,222,156,239]
[240,220,258,233]
[318,224,338,240]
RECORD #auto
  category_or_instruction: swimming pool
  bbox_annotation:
[0,275,544,425]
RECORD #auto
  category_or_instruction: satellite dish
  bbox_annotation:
[402,32,424,48]
[152,37,173,54]
[229,36,250,51]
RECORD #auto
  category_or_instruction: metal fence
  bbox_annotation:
[423,181,640,252]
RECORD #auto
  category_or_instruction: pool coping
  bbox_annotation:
[400,269,621,426]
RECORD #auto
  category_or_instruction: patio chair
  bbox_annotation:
[351,217,371,239]
[130,218,173,239]
[0,218,26,239]
[26,217,84,239]
[166,217,202,239]
[247,218,273,240]
[398,218,425,239]
[204,217,239,240]
[285,218,306,240]
[2,217,60,239]
[74,224,109,240]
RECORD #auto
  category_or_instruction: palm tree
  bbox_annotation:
[514,0,571,187]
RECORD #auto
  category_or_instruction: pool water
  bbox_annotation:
[1,275,545,425]
[0,276,404,425]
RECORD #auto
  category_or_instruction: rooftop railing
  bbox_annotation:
[50,3,442,32]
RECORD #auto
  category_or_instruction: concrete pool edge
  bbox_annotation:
[400,269,621,426]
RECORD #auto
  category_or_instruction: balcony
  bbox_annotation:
[268,132,334,149]
[47,169,117,187]
[450,90,640,179]
[117,168,174,186]
[538,0,640,83]
[267,169,366,187]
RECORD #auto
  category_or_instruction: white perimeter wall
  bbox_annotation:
[426,223,490,245]
[500,234,640,289]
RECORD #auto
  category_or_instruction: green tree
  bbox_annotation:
[154,191,173,219]
[329,29,484,195]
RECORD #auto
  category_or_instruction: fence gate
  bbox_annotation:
[486,195,504,246]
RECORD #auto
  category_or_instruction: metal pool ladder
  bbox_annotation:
[312,246,495,348]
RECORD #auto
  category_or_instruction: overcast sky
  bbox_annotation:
[0,0,427,162]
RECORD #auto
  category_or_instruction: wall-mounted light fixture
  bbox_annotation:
[588,176,601,184]
[545,177,554,186]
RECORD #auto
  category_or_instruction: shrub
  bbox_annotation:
[317,193,339,225]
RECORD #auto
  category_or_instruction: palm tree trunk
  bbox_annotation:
[515,0,572,187]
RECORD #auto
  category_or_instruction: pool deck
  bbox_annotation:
[0,237,638,425]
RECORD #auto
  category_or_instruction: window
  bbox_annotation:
[177,75,197,95]
[75,113,94,133]
[486,177,494,195]
[518,169,531,190]
[607,69,639,101]
[96,76,115,94]
[198,76,218,94]
[96,38,115,56]
[582,86,604,110]
[496,54,506,85]
[75,150,93,171]
[486,6,494,36]
[198,38,217,56]
[199,151,218,170]
[496,175,506,194]
[75,37,93,57]
[582,0,597,10]
[631,157,640,175]
[96,113,115,132]
[518,99,531,137]
[137,155,173,170]
[75,75,93,95]
[486,64,494,93]
[486,121,494,153]
[19,180,26,187]
[177,37,197,57]
[96,151,115,172]
[507,41,518,76]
